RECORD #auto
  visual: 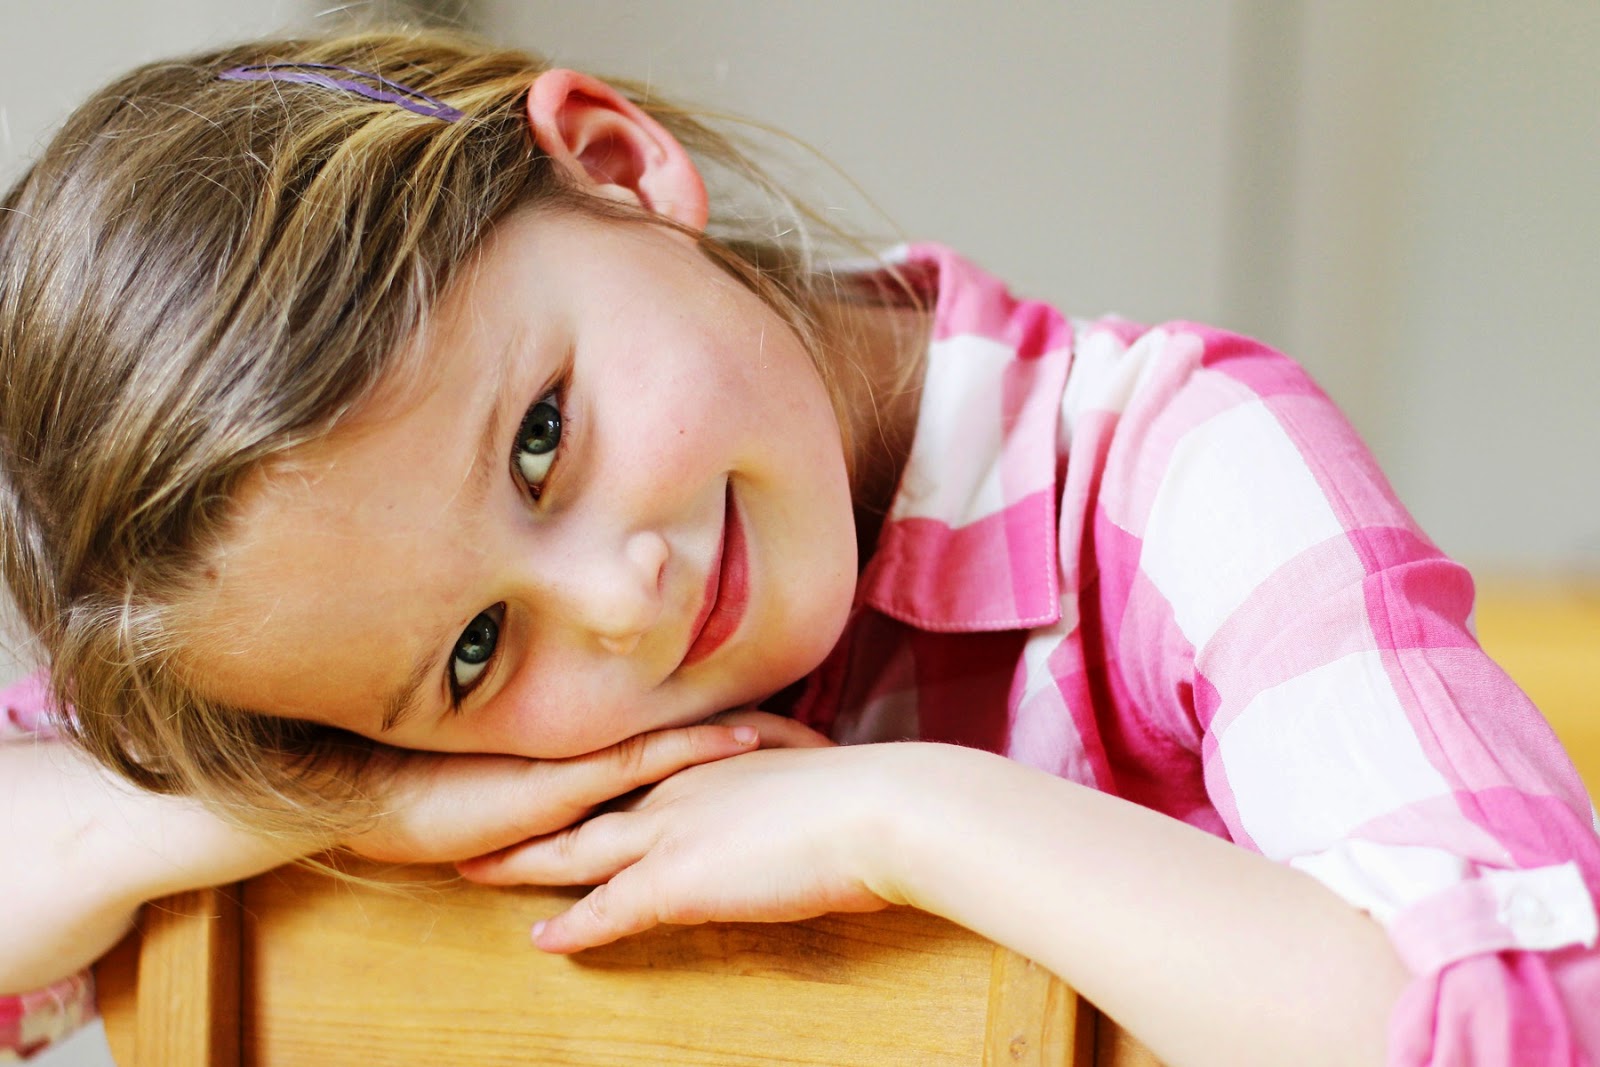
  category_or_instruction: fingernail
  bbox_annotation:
[531,920,547,943]
[732,725,758,745]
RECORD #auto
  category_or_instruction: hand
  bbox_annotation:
[343,711,825,865]
[455,742,926,953]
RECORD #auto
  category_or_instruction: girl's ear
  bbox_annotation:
[526,69,709,230]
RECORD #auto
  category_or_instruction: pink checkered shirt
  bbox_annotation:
[792,244,1600,1064]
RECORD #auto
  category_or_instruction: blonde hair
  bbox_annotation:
[0,27,908,841]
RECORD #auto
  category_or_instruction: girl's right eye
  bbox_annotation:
[514,391,562,498]
[450,610,499,695]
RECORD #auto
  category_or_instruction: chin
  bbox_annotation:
[752,581,854,701]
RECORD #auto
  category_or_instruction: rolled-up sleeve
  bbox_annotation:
[1092,322,1600,1064]
[2,671,98,1060]
[0,974,95,1063]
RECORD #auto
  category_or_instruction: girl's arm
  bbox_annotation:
[886,744,1409,1067]
[0,738,306,993]
[0,709,813,993]
[462,741,1406,1067]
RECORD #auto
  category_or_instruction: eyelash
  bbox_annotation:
[446,388,569,709]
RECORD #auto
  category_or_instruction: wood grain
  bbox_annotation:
[983,945,1087,1065]
[241,862,1026,1066]
[134,885,241,1067]
[92,926,140,1066]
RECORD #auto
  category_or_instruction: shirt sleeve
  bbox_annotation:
[2,671,98,1060]
[0,974,95,1062]
[1082,320,1600,1065]
[0,671,58,742]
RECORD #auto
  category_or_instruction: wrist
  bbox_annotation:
[854,742,1012,912]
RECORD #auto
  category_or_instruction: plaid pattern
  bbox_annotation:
[0,973,94,1062]
[794,244,1600,1065]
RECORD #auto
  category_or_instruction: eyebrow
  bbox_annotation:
[377,346,515,734]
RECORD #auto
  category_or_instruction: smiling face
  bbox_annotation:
[191,208,860,757]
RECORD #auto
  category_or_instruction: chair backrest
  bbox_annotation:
[96,862,1162,1066]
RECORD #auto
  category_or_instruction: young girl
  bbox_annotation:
[2,26,1595,1066]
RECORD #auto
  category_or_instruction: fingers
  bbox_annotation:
[456,811,647,887]
[547,722,758,816]
[701,709,835,749]
[459,816,667,953]
[530,867,661,954]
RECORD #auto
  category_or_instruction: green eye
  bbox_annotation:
[516,393,561,491]
[451,611,498,691]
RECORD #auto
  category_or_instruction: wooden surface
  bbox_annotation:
[100,885,241,1067]
[983,945,1089,1066]
[100,861,1170,1065]
[239,861,1080,1066]
[94,924,139,1067]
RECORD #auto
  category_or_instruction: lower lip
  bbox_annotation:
[681,486,748,668]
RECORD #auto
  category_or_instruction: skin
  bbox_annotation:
[195,207,864,759]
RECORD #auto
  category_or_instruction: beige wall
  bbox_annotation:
[1280,3,1600,571]
[0,0,312,184]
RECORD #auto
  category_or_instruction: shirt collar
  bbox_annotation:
[854,243,1074,634]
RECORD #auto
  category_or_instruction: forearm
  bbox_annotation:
[0,740,315,992]
[877,745,1408,1067]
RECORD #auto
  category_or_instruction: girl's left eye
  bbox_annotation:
[514,391,562,496]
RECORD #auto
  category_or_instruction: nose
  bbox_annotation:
[559,529,669,656]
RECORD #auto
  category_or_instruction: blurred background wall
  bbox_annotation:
[2,3,1596,1064]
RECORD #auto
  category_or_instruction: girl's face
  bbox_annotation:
[193,209,859,757]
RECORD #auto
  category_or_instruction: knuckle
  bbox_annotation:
[612,733,652,780]
[553,823,585,866]
[579,885,613,926]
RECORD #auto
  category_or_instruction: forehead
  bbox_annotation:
[183,301,500,724]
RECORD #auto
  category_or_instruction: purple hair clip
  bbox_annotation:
[217,63,465,122]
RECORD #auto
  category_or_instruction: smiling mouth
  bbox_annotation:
[681,484,748,668]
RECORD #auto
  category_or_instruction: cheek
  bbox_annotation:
[473,656,645,759]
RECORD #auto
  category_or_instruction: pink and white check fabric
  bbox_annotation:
[793,244,1600,1065]
[1,674,97,1061]
[0,973,93,1063]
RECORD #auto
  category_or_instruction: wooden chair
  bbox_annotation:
[93,579,1599,1067]
[94,868,1157,1066]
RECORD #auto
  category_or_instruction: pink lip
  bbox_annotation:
[681,485,748,669]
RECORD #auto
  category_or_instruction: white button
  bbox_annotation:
[1499,891,1553,929]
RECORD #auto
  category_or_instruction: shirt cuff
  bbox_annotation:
[1290,839,1598,974]
[0,971,96,1061]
